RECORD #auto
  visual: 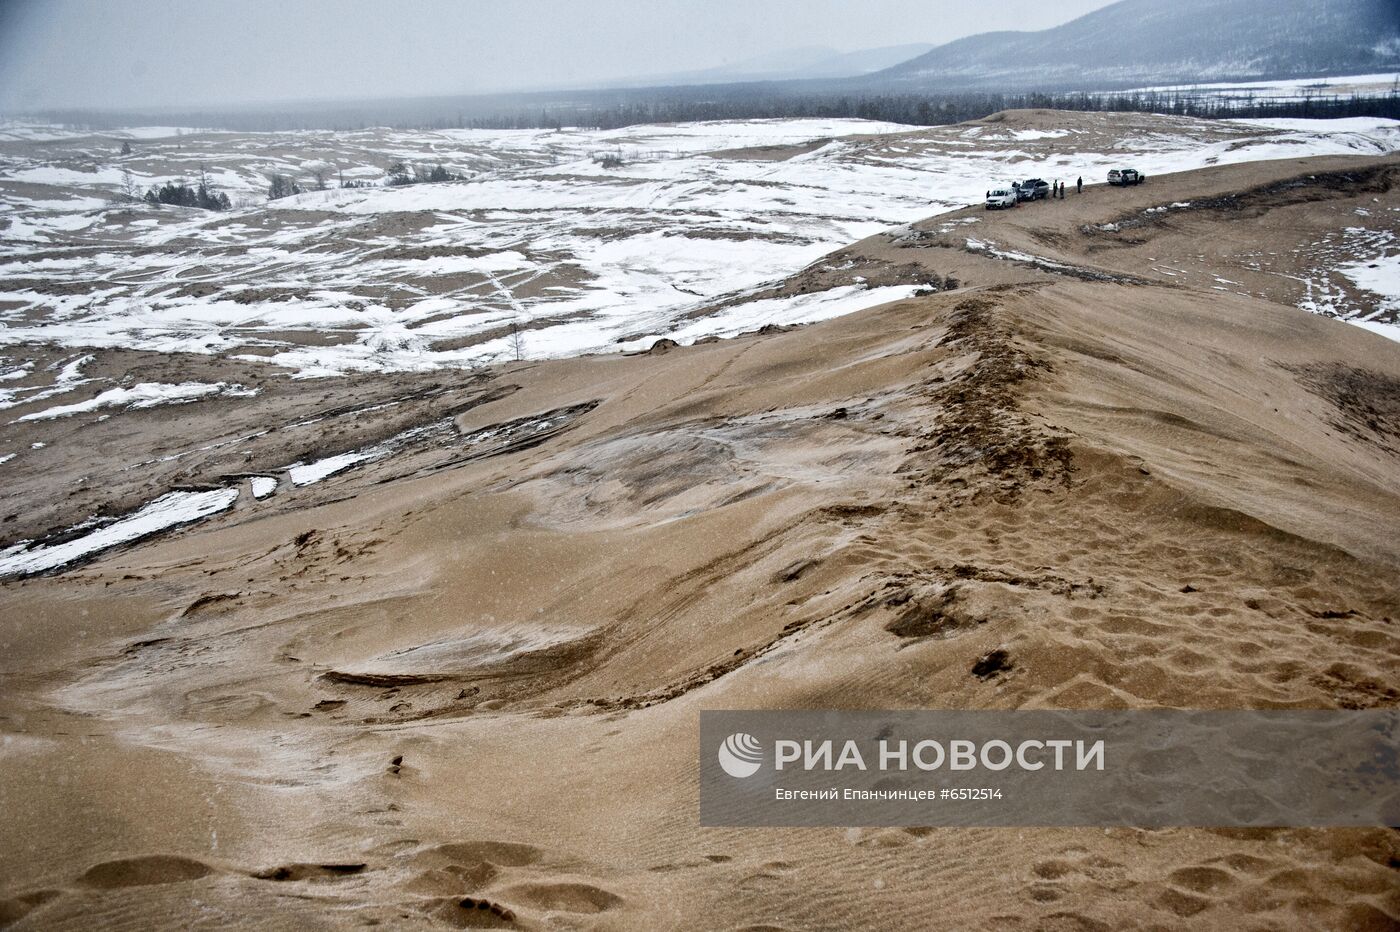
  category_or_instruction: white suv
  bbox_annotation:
[985,187,1018,210]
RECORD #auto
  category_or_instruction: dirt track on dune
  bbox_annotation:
[2,141,1399,930]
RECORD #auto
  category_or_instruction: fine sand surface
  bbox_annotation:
[2,122,1399,929]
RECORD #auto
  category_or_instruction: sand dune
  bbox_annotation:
[1,118,1398,929]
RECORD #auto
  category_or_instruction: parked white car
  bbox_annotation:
[985,187,1018,210]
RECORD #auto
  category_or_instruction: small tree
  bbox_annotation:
[508,322,526,362]
[195,164,217,209]
[120,140,132,156]
[385,161,412,186]
[266,174,302,200]
[304,160,331,190]
[120,167,138,201]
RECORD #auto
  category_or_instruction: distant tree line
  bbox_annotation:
[386,161,460,185]
[30,79,1400,135]
[263,160,462,200]
[457,89,1400,132]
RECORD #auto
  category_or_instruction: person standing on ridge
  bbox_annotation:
[1076,176,1083,194]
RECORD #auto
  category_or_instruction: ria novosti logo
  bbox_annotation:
[714,730,1107,779]
[717,732,763,778]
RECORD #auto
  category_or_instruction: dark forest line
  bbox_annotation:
[20,86,1400,134]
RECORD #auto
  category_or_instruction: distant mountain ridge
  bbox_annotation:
[602,43,937,89]
[16,0,1399,131]
[871,0,1400,90]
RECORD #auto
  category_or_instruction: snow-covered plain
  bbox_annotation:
[3,114,1399,376]
[1123,73,1400,107]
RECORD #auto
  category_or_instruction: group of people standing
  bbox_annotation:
[1048,177,1084,199]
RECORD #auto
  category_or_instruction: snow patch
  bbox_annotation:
[1338,253,1400,314]
[15,381,256,422]
[287,451,379,486]
[0,489,240,578]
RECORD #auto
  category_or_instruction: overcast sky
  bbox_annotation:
[0,0,1118,111]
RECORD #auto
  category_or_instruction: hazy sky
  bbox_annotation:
[0,0,1118,111]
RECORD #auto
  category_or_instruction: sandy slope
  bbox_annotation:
[2,139,1399,929]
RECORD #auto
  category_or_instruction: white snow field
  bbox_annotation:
[1123,73,1400,108]
[3,114,1399,376]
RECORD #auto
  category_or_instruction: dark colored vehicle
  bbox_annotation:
[1108,168,1146,186]
[1016,178,1051,201]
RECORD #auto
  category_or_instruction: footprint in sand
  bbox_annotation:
[251,862,367,882]
[404,840,540,901]
[417,840,544,869]
[495,880,623,915]
[0,890,60,926]
[404,862,500,896]
[78,854,213,888]
[1157,886,1213,918]
[422,895,519,929]
[1167,865,1239,896]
